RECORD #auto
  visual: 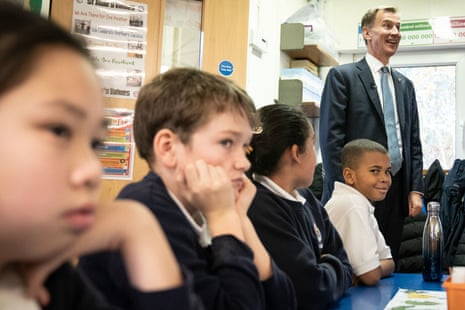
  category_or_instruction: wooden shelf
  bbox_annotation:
[279,23,334,115]
[284,45,338,67]
[280,23,338,67]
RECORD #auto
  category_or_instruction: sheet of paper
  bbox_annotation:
[384,288,447,310]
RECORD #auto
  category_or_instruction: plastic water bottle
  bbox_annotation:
[422,201,443,281]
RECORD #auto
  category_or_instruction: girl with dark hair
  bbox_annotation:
[248,104,352,310]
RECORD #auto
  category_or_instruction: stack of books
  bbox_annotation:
[290,59,318,76]
[280,67,323,104]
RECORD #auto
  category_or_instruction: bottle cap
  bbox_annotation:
[427,201,440,212]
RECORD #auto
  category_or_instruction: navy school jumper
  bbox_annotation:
[79,172,297,310]
[248,184,352,310]
[42,263,202,310]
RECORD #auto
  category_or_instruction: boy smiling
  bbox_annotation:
[325,139,395,285]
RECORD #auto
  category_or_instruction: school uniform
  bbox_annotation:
[79,171,296,310]
[0,263,198,310]
[325,182,392,276]
[248,176,352,310]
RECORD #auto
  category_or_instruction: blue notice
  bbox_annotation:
[218,60,234,77]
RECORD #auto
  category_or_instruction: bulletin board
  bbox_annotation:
[50,0,251,202]
[51,0,164,203]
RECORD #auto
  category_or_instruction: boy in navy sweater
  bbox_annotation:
[79,68,296,310]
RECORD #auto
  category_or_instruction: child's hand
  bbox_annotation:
[18,204,120,305]
[18,262,56,306]
[20,200,182,305]
[183,160,236,217]
[183,160,244,240]
[234,174,257,218]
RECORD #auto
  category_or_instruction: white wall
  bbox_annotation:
[246,0,308,108]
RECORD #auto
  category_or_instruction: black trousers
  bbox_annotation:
[374,168,405,264]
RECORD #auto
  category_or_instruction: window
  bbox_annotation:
[390,48,465,171]
[160,0,202,72]
[395,65,456,169]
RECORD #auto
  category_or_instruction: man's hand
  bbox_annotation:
[408,192,423,217]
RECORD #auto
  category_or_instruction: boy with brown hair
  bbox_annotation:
[325,139,395,285]
[79,68,296,310]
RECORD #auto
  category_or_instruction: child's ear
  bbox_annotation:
[343,167,355,185]
[153,129,178,168]
[290,144,300,163]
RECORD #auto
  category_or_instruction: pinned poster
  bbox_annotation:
[72,0,148,99]
[98,108,135,180]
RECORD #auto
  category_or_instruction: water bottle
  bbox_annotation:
[422,201,443,281]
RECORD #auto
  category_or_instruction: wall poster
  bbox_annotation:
[99,108,135,180]
[72,0,148,99]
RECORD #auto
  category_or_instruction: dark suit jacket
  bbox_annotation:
[319,57,424,215]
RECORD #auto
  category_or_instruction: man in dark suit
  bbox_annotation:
[319,6,424,263]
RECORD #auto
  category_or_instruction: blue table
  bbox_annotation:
[330,273,445,310]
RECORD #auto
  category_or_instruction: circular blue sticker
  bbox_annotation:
[218,60,234,77]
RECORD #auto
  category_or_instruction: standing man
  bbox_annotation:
[319,6,424,263]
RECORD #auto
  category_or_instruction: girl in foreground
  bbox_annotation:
[0,3,200,309]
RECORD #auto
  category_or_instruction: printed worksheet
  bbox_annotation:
[384,288,447,310]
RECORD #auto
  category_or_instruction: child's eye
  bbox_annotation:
[91,138,105,151]
[220,139,233,148]
[50,124,71,139]
[371,169,380,174]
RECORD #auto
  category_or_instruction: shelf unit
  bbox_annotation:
[278,22,338,117]
[280,23,338,66]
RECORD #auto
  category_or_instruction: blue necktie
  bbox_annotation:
[381,66,402,175]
